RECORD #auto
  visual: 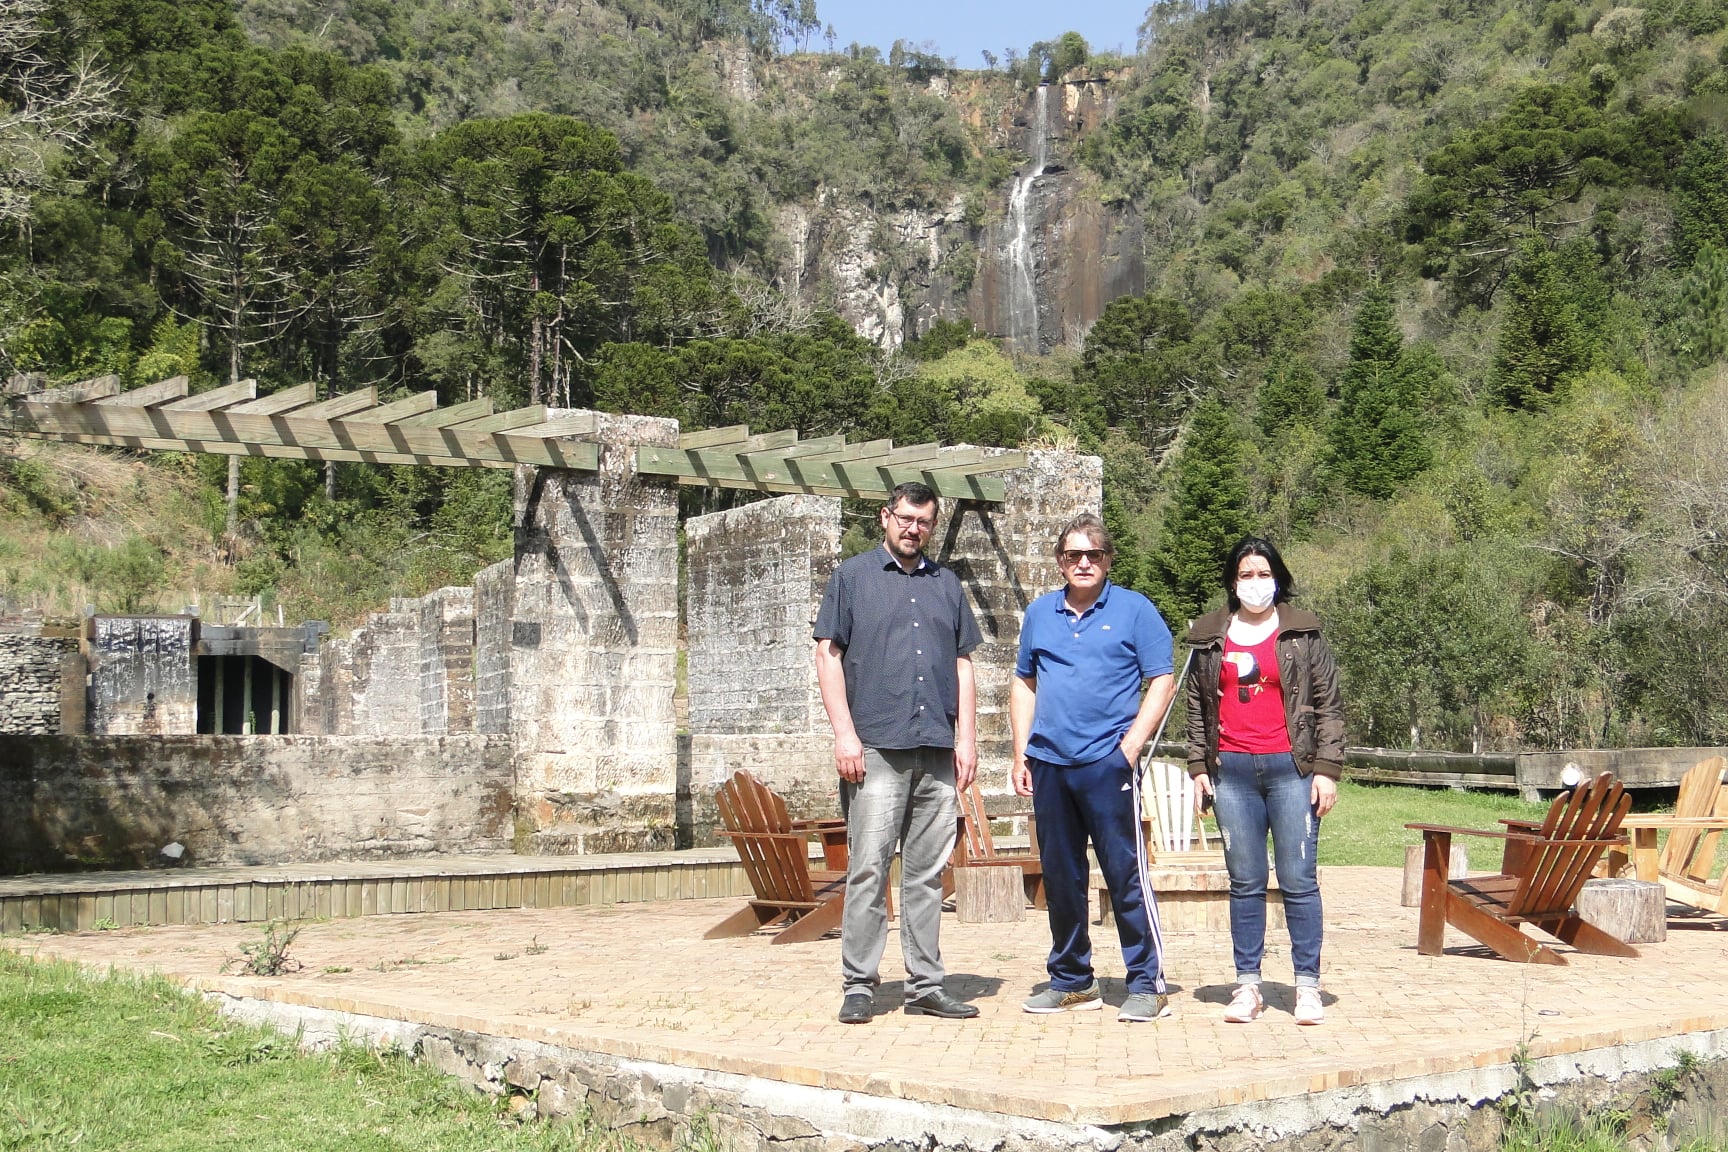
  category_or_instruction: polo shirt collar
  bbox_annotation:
[1058,578,1113,615]
[878,544,930,574]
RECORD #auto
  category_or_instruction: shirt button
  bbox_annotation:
[916,650,922,655]
[910,597,916,603]
[913,622,919,628]
[918,676,924,681]
[1073,632,1079,639]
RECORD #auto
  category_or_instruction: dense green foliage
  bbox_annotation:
[11,0,1728,751]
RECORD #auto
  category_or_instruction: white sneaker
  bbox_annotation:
[1223,983,1264,1023]
[1295,986,1325,1026]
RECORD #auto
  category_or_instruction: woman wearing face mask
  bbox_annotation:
[1184,536,1344,1026]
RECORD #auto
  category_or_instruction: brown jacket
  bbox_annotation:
[1184,605,1345,780]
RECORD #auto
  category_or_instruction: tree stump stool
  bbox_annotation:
[1576,878,1667,944]
[1402,843,1468,906]
[954,865,1026,923]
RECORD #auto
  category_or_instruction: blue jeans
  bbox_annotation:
[1213,751,1323,988]
[1029,750,1166,995]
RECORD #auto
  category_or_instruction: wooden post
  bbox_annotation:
[1415,833,1452,955]
[1576,878,1667,944]
[1403,842,1468,906]
[954,865,1025,923]
[241,656,253,735]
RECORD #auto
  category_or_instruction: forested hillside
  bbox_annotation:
[6,0,1728,752]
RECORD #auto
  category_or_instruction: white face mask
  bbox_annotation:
[1236,577,1277,611]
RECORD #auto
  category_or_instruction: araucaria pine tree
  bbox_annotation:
[1329,288,1432,499]
[1155,397,1254,620]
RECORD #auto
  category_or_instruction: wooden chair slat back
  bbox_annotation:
[716,771,814,903]
[958,785,996,861]
[1509,773,1629,916]
[1660,756,1728,884]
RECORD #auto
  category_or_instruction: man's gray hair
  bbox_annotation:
[1053,512,1113,559]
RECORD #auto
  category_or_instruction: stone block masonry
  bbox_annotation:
[685,495,842,836]
[0,734,513,871]
[418,587,476,736]
[510,412,681,854]
[0,630,79,734]
[473,560,513,737]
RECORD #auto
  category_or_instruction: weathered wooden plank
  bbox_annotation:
[395,398,494,428]
[93,375,188,407]
[292,388,378,420]
[507,414,599,439]
[450,405,547,434]
[228,382,317,415]
[678,424,751,449]
[160,379,257,412]
[343,391,438,424]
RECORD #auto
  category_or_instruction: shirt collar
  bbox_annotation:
[879,544,930,574]
[1057,579,1113,615]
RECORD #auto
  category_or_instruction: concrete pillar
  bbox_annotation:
[417,587,476,736]
[87,616,198,735]
[685,494,842,841]
[346,608,420,735]
[932,449,1103,791]
[510,410,680,853]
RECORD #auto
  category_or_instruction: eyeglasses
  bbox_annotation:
[1059,549,1109,565]
[887,511,936,533]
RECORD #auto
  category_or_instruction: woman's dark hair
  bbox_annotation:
[1223,536,1295,612]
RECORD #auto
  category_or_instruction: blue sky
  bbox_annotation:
[813,1,1150,67]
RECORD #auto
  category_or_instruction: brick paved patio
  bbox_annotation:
[9,865,1728,1127]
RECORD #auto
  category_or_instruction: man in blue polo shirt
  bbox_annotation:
[1011,512,1177,1022]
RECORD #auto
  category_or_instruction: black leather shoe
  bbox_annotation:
[838,992,874,1024]
[903,989,980,1019]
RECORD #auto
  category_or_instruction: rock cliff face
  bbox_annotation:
[774,74,1144,353]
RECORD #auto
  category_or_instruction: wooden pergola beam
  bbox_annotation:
[230,382,317,416]
[160,379,258,412]
[94,376,187,407]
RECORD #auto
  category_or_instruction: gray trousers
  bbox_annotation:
[840,746,958,999]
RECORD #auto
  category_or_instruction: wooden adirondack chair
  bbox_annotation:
[1613,756,1728,915]
[952,784,1045,908]
[1406,772,1637,965]
[706,771,847,945]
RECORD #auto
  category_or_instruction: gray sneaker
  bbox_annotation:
[1022,981,1103,1013]
[1117,992,1172,1022]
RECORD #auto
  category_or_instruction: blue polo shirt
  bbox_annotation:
[1015,580,1174,766]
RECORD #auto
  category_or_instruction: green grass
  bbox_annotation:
[1319,779,1552,867]
[0,951,610,1152]
[1501,1116,1725,1152]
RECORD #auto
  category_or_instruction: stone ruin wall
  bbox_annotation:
[682,451,1102,840]
[0,628,81,735]
[3,411,1101,860]
[685,494,841,838]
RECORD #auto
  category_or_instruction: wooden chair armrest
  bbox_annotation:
[718,830,810,846]
[1406,823,1520,839]
[1619,815,1728,828]
[791,817,846,830]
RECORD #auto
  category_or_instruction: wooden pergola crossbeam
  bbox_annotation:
[160,379,258,412]
[292,388,378,420]
[636,426,1021,502]
[94,375,186,407]
[230,382,317,415]
[4,384,1020,500]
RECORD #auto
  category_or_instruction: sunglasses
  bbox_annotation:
[1059,549,1109,565]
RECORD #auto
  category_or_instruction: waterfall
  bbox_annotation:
[1005,85,1049,355]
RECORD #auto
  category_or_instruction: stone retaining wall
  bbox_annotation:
[0,734,513,872]
[219,997,1728,1152]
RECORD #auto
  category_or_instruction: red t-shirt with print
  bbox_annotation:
[1219,630,1291,754]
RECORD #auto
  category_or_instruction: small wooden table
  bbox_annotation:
[1611,816,1728,882]
[791,818,849,871]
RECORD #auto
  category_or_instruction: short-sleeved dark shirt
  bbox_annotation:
[813,545,982,750]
